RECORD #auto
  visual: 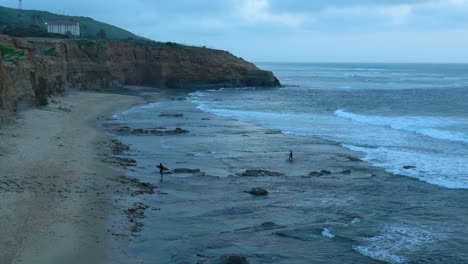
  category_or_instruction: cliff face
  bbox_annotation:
[0,35,279,122]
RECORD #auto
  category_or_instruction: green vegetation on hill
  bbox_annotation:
[0,44,28,63]
[0,5,141,40]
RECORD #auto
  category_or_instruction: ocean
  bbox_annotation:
[108,63,468,264]
[189,63,468,189]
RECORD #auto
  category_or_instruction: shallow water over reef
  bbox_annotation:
[108,91,468,264]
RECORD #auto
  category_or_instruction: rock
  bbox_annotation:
[218,255,250,264]
[173,168,201,174]
[309,171,323,177]
[347,156,362,162]
[131,222,144,233]
[114,157,137,167]
[309,170,332,177]
[244,187,269,196]
[109,80,123,88]
[341,169,352,174]
[260,222,277,228]
[57,106,72,112]
[403,165,416,169]
[255,221,285,230]
[110,139,130,155]
[240,170,284,177]
[159,113,184,118]
[275,227,323,241]
[149,127,189,136]
[193,172,206,177]
[265,130,282,134]
[201,118,211,120]
[115,127,190,136]
[130,128,148,134]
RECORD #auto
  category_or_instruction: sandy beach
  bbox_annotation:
[0,91,142,264]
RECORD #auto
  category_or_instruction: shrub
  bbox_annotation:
[0,44,28,63]
[44,47,59,57]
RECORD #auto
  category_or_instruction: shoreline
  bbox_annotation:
[2,88,466,263]
[0,91,143,264]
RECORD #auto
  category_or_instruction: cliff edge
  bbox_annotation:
[0,35,280,122]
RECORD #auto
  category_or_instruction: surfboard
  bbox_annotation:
[156,164,169,171]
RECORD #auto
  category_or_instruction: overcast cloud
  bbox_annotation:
[1,0,468,62]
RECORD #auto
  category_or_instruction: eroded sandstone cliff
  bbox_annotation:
[0,35,279,122]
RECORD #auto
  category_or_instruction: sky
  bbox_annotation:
[1,0,468,63]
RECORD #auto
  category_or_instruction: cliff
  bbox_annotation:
[0,35,280,122]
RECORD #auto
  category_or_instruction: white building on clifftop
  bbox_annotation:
[46,20,80,36]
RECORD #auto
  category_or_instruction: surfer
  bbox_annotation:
[157,162,168,181]
[289,150,293,161]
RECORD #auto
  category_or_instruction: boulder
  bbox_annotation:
[244,187,269,196]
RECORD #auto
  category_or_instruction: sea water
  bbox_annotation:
[109,63,468,264]
[189,63,468,189]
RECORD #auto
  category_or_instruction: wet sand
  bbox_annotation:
[0,91,143,264]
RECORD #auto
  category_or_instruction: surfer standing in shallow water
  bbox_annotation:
[289,150,293,161]
[157,162,168,181]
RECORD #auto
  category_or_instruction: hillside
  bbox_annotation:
[0,5,140,40]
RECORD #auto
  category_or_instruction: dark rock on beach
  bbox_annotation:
[125,202,150,233]
[240,170,284,177]
[114,157,137,167]
[244,187,269,196]
[110,139,130,155]
[114,126,189,136]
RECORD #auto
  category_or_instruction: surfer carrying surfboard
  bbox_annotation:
[157,162,169,180]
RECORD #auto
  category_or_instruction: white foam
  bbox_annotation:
[343,144,468,189]
[335,110,468,144]
[353,225,442,264]
[112,102,160,119]
[187,91,209,97]
[321,228,335,238]
[337,85,353,90]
